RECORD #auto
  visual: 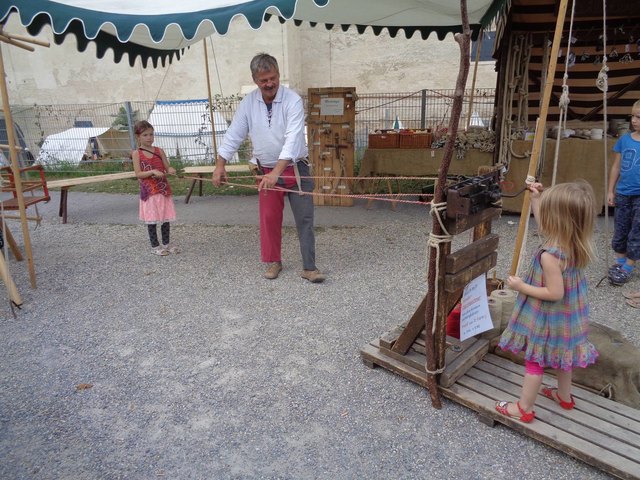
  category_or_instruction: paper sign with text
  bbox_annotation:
[320,98,344,116]
[459,273,494,341]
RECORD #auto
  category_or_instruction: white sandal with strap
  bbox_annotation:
[163,244,180,254]
[151,245,169,256]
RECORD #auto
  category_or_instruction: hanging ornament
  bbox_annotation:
[580,50,590,62]
[593,55,602,65]
[567,52,576,68]
[610,47,619,58]
[596,65,609,92]
[619,53,633,63]
[596,34,604,52]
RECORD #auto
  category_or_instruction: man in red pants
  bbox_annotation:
[212,53,325,283]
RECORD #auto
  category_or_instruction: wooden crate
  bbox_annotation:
[368,132,399,148]
[399,130,432,149]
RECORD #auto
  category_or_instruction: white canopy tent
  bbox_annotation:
[146,100,237,164]
[36,127,130,165]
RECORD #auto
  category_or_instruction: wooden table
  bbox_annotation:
[359,147,494,177]
[358,148,494,208]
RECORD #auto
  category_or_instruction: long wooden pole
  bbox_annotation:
[203,39,219,159]
[509,0,570,276]
[0,33,37,288]
[0,250,21,305]
[424,0,472,409]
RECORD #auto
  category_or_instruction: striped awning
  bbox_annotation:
[0,0,507,67]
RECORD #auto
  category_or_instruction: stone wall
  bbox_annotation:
[2,15,496,105]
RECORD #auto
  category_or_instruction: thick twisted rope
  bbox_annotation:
[424,201,452,375]
[184,174,437,206]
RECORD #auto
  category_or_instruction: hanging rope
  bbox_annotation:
[600,0,612,281]
[551,0,577,186]
[514,175,537,277]
[498,34,516,171]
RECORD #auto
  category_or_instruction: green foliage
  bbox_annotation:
[111,107,132,131]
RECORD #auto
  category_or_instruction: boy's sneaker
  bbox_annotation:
[609,266,633,286]
[608,259,626,275]
[608,263,622,275]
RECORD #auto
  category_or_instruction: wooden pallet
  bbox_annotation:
[361,337,640,480]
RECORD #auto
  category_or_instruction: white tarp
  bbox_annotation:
[36,127,111,165]
[147,100,237,164]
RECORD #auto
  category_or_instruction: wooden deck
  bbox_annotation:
[361,334,640,480]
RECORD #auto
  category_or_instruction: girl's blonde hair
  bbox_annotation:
[537,180,596,268]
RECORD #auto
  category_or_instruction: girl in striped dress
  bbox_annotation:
[495,181,599,423]
[132,120,178,256]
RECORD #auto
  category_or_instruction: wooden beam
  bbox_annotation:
[510,0,570,276]
[0,31,49,48]
[445,233,499,273]
[47,171,137,188]
[444,252,498,292]
[0,34,34,52]
[0,252,21,306]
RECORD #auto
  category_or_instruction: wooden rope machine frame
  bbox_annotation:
[0,28,50,291]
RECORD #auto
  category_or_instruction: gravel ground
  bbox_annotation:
[1,191,637,480]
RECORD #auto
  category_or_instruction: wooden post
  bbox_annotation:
[0,34,36,287]
[424,0,472,409]
[203,39,219,159]
[509,0,569,276]
[0,250,21,305]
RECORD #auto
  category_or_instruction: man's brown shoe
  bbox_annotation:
[264,262,282,279]
[301,269,326,283]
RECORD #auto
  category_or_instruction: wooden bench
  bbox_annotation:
[182,164,249,204]
[47,171,137,223]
